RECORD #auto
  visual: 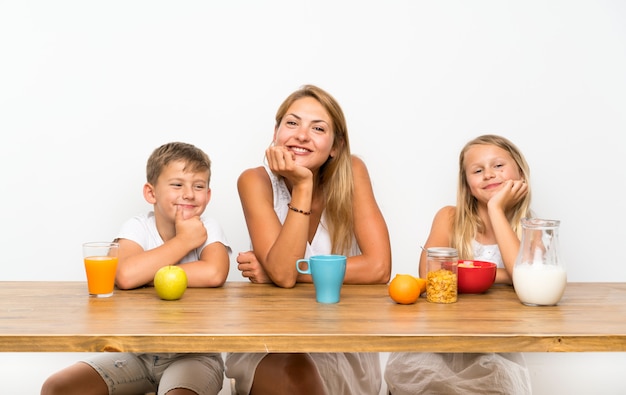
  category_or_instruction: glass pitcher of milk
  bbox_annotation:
[513,218,566,306]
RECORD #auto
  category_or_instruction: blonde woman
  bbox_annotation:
[227,85,392,395]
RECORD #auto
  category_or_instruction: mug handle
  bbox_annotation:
[296,259,311,274]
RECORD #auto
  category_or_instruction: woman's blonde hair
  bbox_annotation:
[453,134,532,259]
[274,85,354,254]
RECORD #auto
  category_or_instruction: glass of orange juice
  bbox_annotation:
[82,242,119,297]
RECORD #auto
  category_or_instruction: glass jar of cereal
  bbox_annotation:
[426,247,458,303]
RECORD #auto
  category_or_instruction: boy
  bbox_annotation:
[41,142,231,395]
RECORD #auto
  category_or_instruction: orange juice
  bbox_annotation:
[84,256,118,296]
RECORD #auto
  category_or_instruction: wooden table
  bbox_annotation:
[0,281,624,353]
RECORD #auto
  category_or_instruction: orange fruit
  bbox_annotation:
[388,274,421,304]
[413,277,427,294]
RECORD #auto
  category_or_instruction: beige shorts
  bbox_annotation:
[83,353,224,395]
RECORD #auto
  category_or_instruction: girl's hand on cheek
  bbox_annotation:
[489,179,528,211]
[510,179,529,205]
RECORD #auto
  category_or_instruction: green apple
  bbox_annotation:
[154,265,188,300]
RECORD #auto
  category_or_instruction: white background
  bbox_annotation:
[1,1,625,394]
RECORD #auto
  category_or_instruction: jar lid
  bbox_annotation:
[426,247,458,257]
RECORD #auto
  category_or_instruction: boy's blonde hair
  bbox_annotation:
[453,134,532,260]
[146,142,211,186]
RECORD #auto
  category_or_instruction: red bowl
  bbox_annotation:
[457,260,497,294]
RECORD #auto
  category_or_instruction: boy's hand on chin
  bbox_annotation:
[174,205,207,249]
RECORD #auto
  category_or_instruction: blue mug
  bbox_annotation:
[296,255,347,303]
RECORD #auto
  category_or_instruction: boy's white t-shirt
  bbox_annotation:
[117,211,231,261]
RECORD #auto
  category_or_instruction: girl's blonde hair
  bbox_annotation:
[453,134,532,259]
[274,85,354,255]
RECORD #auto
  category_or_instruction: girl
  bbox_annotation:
[385,134,533,395]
